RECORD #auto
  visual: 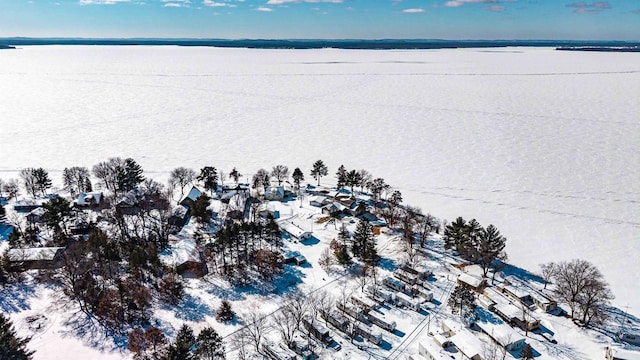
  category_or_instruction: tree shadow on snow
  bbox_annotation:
[59,310,127,353]
[500,263,544,285]
[234,266,305,297]
[0,282,36,313]
[377,257,396,272]
[170,293,214,322]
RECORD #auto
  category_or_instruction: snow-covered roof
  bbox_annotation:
[476,321,525,348]
[28,207,47,217]
[309,195,328,204]
[419,338,456,360]
[264,186,284,198]
[494,303,527,321]
[503,284,531,299]
[76,191,103,206]
[7,247,65,262]
[608,347,640,360]
[162,237,199,266]
[324,202,346,212]
[280,222,312,239]
[449,328,484,359]
[458,273,484,288]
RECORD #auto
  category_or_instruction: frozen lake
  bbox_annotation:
[1,45,638,315]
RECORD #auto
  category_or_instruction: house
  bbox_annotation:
[75,191,104,208]
[180,186,203,208]
[280,221,312,241]
[457,273,487,293]
[476,322,526,351]
[530,290,557,312]
[264,186,285,201]
[606,347,640,360]
[14,199,44,212]
[258,204,280,219]
[6,247,65,271]
[168,205,190,232]
[309,196,329,207]
[448,330,484,360]
[418,338,457,360]
[322,202,346,216]
[493,303,540,331]
[166,237,208,278]
[26,207,46,224]
[619,332,640,347]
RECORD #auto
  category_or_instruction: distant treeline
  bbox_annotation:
[1,38,639,50]
[556,46,640,53]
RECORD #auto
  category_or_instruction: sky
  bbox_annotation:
[0,0,639,40]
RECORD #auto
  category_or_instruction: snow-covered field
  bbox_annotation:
[0,44,638,320]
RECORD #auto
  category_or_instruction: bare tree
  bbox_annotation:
[92,157,124,194]
[271,165,289,186]
[539,262,556,289]
[251,169,271,192]
[169,167,196,198]
[63,166,92,197]
[552,259,613,324]
[20,168,38,198]
[2,179,20,200]
[240,309,271,354]
[274,291,308,348]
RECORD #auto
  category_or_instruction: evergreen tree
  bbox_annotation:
[448,285,476,318]
[191,193,211,226]
[216,300,235,322]
[0,312,34,360]
[334,245,353,268]
[229,167,242,184]
[477,224,507,277]
[33,168,52,197]
[310,160,328,186]
[291,167,304,191]
[336,165,347,189]
[521,344,534,360]
[173,324,195,360]
[352,219,379,266]
[196,327,225,359]
[197,166,219,195]
[345,169,362,194]
[41,196,73,240]
[118,158,145,193]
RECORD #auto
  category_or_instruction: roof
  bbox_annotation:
[494,303,527,321]
[476,321,525,347]
[458,273,484,288]
[420,338,457,360]
[309,195,328,204]
[448,328,484,359]
[7,247,65,262]
[324,202,346,212]
[609,348,640,360]
[76,191,103,206]
[280,222,312,239]
[162,237,200,265]
[264,186,285,198]
[184,187,203,202]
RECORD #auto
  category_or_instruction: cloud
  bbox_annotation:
[565,1,611,13]
[486,4,504,11]
[203,0,236,7]
[79,0,130,4]
[164,2,187,6]
[445,0,499,7]
[266,0,343,4]
[256,6,273,11]
[402,8,425,13]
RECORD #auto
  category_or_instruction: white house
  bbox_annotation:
[476,321,526,351]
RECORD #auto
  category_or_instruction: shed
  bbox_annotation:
[283,251,307,265]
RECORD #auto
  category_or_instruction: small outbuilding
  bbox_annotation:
[6,247,66,271]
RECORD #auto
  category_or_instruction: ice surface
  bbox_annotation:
[0,46,638,316]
